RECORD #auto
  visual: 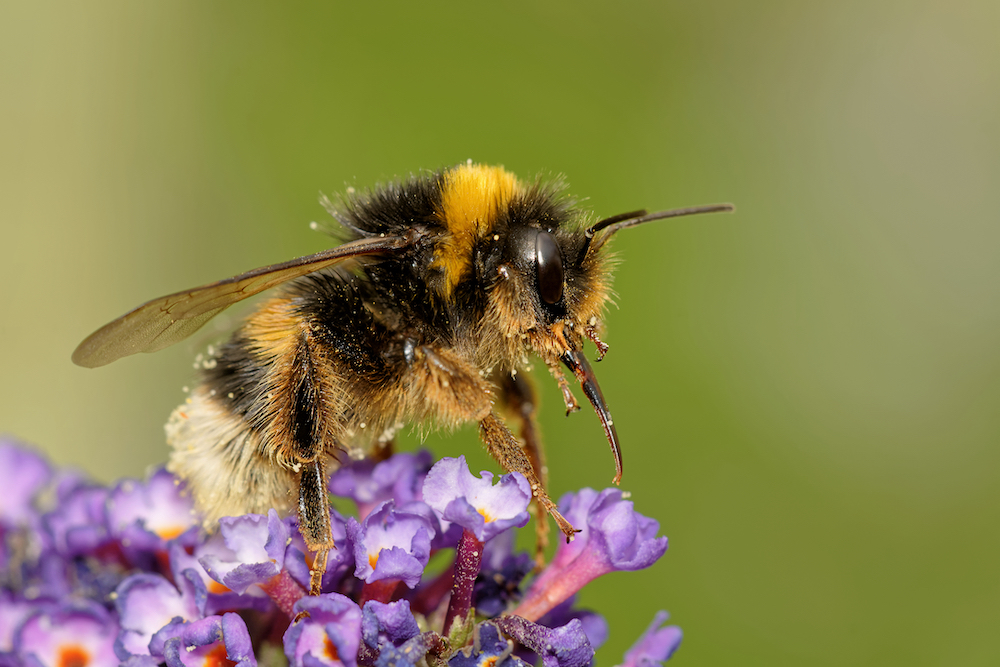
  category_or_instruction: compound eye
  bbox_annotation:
[536,231,564,305]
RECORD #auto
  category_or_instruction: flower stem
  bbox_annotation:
[259,570,307,619]
[410,560,455,616]
[513,550,604,621]
[359,578,402,606]
[443,529,484,636]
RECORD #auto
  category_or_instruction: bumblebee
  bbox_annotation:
[73,162,732,594]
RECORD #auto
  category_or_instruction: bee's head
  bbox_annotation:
[469,179,611,366]
[465,182,621,480]
[480,181,733,485]
[480,192,735,367]
[430,162,733,484]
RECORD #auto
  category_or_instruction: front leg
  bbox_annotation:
[479,412,577,542]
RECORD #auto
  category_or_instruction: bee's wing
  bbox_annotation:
[72,233,417,368]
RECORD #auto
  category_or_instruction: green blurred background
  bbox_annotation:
[2,1,998,664]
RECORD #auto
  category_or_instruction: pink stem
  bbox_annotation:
[443,529,484,635]
[259,570,307,619]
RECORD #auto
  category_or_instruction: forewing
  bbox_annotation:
[72,234,416,368]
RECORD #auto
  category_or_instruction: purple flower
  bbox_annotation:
[567,488,668,570]
[359,600,432,667]
[536,598,608,653]
[198,509,289,595]
[14,600,119,667]
[372,633,429,667]
[515,488,668,621]
[346,502,432,589]
[329,451,434,519]
[422,456,531,543]
[114,571,206,658]
[0,440,52,527]
[168,541,273,616]
[361,600,420,649]
[620,611,682,666]
[536,488,603,574]
[3,546,77,604]
[64,554,130,607]
[284,593,363,667]
[107,468,199,554]
[494,615,594,667]
[0,441,678,667]
[40,484,111,558]
[448,622,531,667]
[0,592,42,653]
[161,613,257,667]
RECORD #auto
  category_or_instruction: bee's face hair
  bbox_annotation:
[466,176,613,368]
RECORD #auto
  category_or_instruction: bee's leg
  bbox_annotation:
[480,412,578,542]
[498,372,546,487]
[497,372,552,565]
[546,360,580,415]
[407,344,574,539]
[297,456,333,596]
[275,326,342,598]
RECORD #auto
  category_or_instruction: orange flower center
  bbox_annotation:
[203,643,238,667]
[324,636,341,661]
[208,580,232,594]
[156,525,185,540]
[57,646,90,667]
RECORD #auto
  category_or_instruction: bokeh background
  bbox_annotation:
[2,1,998,665]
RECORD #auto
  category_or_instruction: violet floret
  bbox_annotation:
[422,456,531,543]
[198,509,289,595]
[284,593,363,667]
[618,611,682,667]
[161,613,257,667]
[347,501,433,589]
[0,440,52,527]
[106,468,199,554]
[14,600,118,667]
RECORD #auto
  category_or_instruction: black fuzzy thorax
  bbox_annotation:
[202,168,592,430]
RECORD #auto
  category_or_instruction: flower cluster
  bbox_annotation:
[0,437,682,666]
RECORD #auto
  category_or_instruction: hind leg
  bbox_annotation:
[297,457,334,595]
